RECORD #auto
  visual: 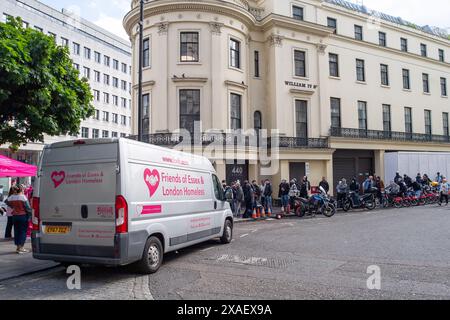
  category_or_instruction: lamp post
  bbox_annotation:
[137,0,144,142]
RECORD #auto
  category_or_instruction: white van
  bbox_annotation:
[32,138,233,273]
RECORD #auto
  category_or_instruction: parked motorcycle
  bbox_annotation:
[342,188,377,212]
[295,187,336,218]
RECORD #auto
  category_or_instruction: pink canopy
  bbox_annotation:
[0,155,37,178]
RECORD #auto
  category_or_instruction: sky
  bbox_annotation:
[39,0,450,41]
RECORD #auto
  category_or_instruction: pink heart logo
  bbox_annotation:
[51,171,66,188]
[144,168,160,198]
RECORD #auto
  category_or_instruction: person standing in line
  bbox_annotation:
[394,172,402,184]
[422,174,432,187]
[349,178,360,206]
[234,181,244,217]
[5,185,31,253]
[375,176,385,203]
[363,176,375,194]
[278,179,290,212]
[263,179,273,213]
[319,177,330,194]
[435,172,443,184]
[259,180,266,208]
[243,181,254,218]
[223,181,235,214]
[300,176,310,199]
[336,179,348,208]
[4,185,16,240]
[288,179,299,213]
[438,178,449,206]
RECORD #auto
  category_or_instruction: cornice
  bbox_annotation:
[124,1,257,36]
[132,80,155,89]
[172,77,208,83]
[260,14,334,37]
[330,34,450,68]
[225,80,248,89]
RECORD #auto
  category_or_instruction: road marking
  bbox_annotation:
[217,254,268,265]
[251,229,258,233]
[240,233,249,238]
[201,247,214,252]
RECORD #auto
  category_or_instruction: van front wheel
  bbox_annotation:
[137,236,163,274]
[220,219,233,244]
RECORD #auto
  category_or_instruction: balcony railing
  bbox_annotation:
[128,133,330,149]
[330,127,450,143]
[270,137,330,149]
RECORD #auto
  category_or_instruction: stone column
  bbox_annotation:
[374,150,385,181]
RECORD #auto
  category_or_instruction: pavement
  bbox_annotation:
[0,205,449,299]
[0,215,59,281]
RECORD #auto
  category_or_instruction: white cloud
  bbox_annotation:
[94,13,129,40]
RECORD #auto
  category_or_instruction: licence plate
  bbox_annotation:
[45,226,71,234]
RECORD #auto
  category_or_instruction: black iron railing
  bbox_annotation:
[128,133,330,149]
[330,127,450,143]
[274,137,329,149]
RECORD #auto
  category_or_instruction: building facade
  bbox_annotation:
[1,0,133,175]
[123,0,450,191]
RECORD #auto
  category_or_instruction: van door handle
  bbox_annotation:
[81,205,88,219]
[214,201,217,210]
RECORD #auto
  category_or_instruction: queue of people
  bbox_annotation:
[222,179,275,218]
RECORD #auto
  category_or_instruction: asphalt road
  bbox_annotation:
[0,205,449,300]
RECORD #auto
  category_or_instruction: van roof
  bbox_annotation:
[45,138,216,173]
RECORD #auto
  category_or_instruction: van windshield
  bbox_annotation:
[212,174,223,201]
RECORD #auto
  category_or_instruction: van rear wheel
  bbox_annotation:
[220,219,233,244]
[137,236,163,274]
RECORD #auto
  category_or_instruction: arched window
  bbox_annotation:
[254,111,262,132]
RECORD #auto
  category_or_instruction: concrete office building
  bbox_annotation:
[1,0,133,172]
[124,0,450,190]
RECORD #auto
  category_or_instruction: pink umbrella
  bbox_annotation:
[0,155,37,177]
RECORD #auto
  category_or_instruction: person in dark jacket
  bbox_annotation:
[349,178,360,206]
[299,176,310,199]
[411,180,422,197]
[243,181,254,218]
[375,176,385,202]
[398,178,408,197]
[422,174,432,187]
[403,175,413,187]
[262,180,273,212]
[278,179,290,212]
[319,177,329,194]
[394,172,401,184]
[415,173,423,184]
